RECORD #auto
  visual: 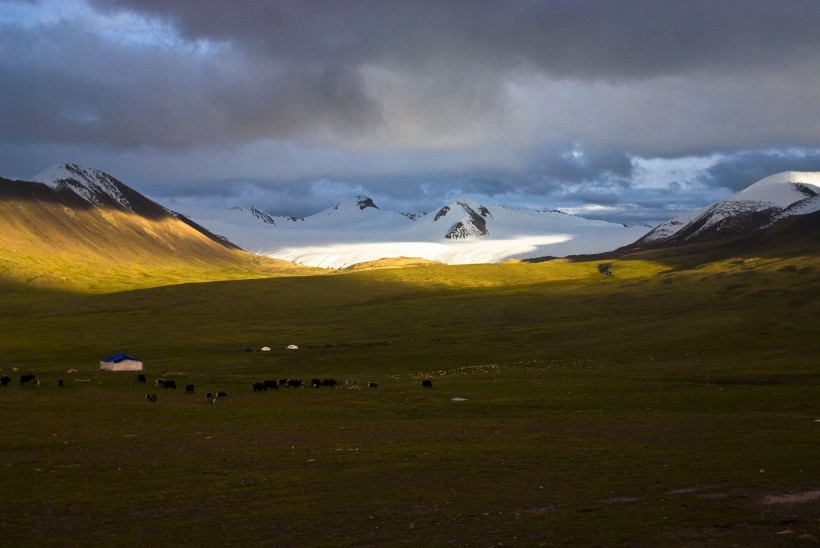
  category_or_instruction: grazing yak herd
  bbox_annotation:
[2,374,42,387]
[2,372,434,403]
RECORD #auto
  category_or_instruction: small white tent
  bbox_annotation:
[100,354,143,371]
[287,344,299,350]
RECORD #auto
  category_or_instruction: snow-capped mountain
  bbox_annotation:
[0,164,257,284]
[179,196,651,269]
[232,206,278,225]
[632,171,820,248]
[31,163,167,217]
[16,163,240,250]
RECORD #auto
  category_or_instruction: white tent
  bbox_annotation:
[287,344,299,350]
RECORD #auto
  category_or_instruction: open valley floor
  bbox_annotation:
[1,254,819,546]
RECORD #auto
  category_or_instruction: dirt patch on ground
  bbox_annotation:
[666,484,724,495]
[513,504,561,516]
[760,490,820,505]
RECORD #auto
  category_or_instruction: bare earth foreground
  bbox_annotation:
[0,255,818,546]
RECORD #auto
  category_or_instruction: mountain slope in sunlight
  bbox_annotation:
[0,165,308,291]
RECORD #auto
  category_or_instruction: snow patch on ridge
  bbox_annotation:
[443,202,491,240]
[32,163,133,211]
[231,206,277,225]
[730,171,820,208]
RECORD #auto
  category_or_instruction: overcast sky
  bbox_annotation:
[1,0,819,224]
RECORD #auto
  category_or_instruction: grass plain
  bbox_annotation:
[1,251,819,546]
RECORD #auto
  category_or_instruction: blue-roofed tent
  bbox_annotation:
[100,353,143,371]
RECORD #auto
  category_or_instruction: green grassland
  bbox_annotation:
[1,253,819,546]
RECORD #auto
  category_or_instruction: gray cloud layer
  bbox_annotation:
[1,0,819,224]
[94,0,820,76]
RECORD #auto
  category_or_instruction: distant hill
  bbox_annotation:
[624,171,820,250]
[598,171,820,270]
[0,164,304,290]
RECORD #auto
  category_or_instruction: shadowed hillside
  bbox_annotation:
[605,210,820,272]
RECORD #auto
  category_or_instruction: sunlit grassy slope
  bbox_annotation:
[0,182,320,292]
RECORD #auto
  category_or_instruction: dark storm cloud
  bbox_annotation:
[92,0,820,78]
[1,0,808,152]
[0,21,379,148]
[102,2,820,153]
